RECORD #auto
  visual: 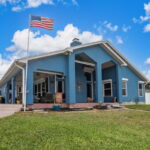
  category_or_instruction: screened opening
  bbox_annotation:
[33,72,65,103]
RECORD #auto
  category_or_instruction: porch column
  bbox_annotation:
[5,83,8,103]
[26,68,34,105]
[96,62,103,103]
[67,53,76,104]
[116,65,122,103]
[11,77,16,104]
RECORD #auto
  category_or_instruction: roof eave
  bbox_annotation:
[105,41,149,82]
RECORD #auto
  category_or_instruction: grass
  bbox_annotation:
[0,110,150,150]
[125,105,150,111]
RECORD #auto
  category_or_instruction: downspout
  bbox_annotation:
[15,62,26,112]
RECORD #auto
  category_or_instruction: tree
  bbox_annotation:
[145,82,150,90]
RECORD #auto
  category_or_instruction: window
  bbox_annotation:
[122,79,128,96]
[138,82,144,97]
[103,80,112,97]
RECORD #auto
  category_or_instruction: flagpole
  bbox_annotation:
[24,14,31,112]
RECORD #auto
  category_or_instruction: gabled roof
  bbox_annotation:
[0,40,149,87]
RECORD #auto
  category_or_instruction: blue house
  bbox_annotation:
[0,39,148,109]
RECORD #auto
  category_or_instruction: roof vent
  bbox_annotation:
[70,38,82,47]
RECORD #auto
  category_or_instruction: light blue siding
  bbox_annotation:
[75,63,87,102]
[0,44,145,104]
[102,66,117,102]
[26,54,68,104]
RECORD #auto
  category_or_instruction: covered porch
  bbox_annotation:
[33,70,66,104]
[75,53,119,104]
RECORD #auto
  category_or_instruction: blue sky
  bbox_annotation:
[0,0,150,79]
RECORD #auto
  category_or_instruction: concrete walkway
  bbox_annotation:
[0,104,22,118]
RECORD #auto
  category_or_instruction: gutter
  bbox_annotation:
[15,62,26,112]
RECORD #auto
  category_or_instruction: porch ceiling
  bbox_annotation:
[102,61,115,69]
[75,53,95,64]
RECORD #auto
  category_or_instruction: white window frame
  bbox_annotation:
[138,81,144,97]
[122,78,128,97]
[34,78,47,97]
[103,79,113,97]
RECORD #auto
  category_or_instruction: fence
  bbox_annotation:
[145,92,150,104]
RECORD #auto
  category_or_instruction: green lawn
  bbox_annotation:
[125,105,150,111]
[0,110,150,150]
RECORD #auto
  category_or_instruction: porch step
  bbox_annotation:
[0,104,22,118]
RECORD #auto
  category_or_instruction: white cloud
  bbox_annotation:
[12,5,22,11]
[0,24,102,78]
[0,0,54,10]
[144,2,150,15]
[71,0,78,6]
[132,17,139,23]
[143,70,150,80]
[104,22,118,31]
[122,25,131,32]
[133,2,150,32]
[116,36,123,44]
[145,57,150,65]
[143,57,150,80]
[0,52,24,79]
[0,0,7,4]
[144,24,150,32]
[0,54,10,79]
[140,15,150,22]
[26,0,54,8]
[7,24,103,53]
[1,0,77,11]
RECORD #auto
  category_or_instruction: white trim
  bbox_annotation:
[122,78,128,81]
[103,79,112,83]
[54,74,57,93]
[15,63,26,111]
[138,81,144,97]
[37,70,62,76]
[103,43,127,66]
[75,60,95,67]
[19,48,69,62]
[138,81,145,84]
[106,42,149,81]
[122,80,128,97]
[103,79,113,97]
[83,66,95,73]
[34,78,45,84]
[0,40,148,88]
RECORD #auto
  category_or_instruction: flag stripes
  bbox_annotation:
[30,16,54,30]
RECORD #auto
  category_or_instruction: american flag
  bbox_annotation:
[30,16,54,30]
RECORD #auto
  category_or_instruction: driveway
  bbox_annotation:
[0,104,22,118]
